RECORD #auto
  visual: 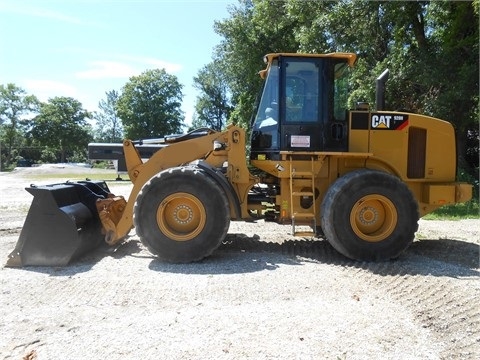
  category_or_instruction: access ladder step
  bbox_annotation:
[292,191,314,197]
[293,230,316,237]
[293,212,315,219]
[292,171,313,177]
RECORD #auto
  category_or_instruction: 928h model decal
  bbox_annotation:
[371,113,409,130]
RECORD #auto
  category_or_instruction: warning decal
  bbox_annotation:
[290,135,311,147]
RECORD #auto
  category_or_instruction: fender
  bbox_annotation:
[197,161,242,220]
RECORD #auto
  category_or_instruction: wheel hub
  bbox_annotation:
[358,206,378,225]
[157,193,206,242]
[350,195,397,243]
[174,205,194,224]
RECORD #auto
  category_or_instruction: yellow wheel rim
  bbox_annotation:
[350,194,397,243]
[157,193,206,242]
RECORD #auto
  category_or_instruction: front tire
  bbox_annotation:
[134,166,230,263]
[321,169,419,261]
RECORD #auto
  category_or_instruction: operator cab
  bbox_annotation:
[250,53,356,160]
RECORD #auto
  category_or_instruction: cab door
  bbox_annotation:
[279,56,350,152]
[280,57,324,151]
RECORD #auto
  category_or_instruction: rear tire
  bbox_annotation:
[134,166,230,263]
[320,169,419,261]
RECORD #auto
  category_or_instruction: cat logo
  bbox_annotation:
[370,113,409,130]
[371,114,392,129]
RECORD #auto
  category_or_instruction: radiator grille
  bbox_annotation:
[407,127,426,178]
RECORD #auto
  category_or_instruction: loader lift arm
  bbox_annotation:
[97,125,258,246]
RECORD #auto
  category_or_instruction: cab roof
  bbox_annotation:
[259,53,357,79]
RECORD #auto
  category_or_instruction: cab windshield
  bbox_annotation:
[251,59,280,148]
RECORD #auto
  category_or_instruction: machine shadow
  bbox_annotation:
[149,233,479,278]
[15,234,478,278]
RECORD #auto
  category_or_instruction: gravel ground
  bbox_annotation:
[0,165,479,360]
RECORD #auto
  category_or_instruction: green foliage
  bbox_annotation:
[91,160,112,169]
[424,201,479,220]
[94,90,123,142]
[40,148,57,164]
[67,150,89,163]
[192,61,233,131]
[116,69,185,139]
[30,97,93,163]
[0,83,39,166]
[458,166,480,202]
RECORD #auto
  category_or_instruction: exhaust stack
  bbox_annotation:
[376,69,389,111]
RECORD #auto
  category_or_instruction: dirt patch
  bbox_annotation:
[0,167,479,359]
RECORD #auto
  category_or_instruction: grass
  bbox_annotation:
[423,200,480,220]
[17,171,132,185]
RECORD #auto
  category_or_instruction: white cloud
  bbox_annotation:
[74,56,183,80]
[22,79,100,112]
[0,0,105,28]
[23,80,78,101]
[0,1,83,25]
[75,61,139,79]
[123,55,183,73]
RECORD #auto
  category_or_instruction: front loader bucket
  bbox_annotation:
[6,181,111,267]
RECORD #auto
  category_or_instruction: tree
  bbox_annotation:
[30,97,93,163]
[116,69,184,139]
[192,62,232,131]
[94,90,123,142]
[422,1,479,171]
[0,84,38,166]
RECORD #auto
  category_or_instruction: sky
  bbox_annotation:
[0,0,232,126]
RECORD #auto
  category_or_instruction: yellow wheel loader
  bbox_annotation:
[7,53,472,266]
